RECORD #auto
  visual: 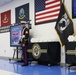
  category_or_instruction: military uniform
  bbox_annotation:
[19,27,29,66]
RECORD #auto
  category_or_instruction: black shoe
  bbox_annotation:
[21,63,28,66]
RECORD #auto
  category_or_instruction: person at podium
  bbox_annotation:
[18,21,29,66]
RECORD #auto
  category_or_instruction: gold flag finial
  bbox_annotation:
[62,0,65,3]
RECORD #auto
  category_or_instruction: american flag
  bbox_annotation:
[35,0,61,25]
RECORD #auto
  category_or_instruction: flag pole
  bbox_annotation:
[63,0,65,3]
[62,0,65,3]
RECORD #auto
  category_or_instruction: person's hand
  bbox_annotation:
[18,40,20,44]
[18,39,21,44]
[22,44,25,47]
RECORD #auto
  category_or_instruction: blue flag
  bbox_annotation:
[15,3,29,23]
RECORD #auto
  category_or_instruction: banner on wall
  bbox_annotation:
[15,3,29,23]
[1,10,11,26]
[0,26,10,33]
[55,3,74,46]
[0,10,11,33]
[35,0,61,25]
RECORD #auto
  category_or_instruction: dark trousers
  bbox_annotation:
[22,45,28,64]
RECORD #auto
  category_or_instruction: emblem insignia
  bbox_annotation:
[2,14,8,23]
[32,44,41,59]
[18,8,25,19]
[25,31,28,34]
[66,47,76,56]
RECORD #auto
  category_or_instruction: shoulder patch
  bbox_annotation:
[25,31,28,34]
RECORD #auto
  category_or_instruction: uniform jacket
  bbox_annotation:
[19,27,29,45]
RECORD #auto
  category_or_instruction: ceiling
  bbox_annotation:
[0,0,14,6]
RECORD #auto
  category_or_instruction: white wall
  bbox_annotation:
[0,32,13,57]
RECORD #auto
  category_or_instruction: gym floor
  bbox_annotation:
[0,59,76,75]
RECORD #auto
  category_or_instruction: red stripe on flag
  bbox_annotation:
[36,18,57,25]
[36,9,60,16]
[46,0,60,5]
[36,14,59,20]
[46,4,60,10]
